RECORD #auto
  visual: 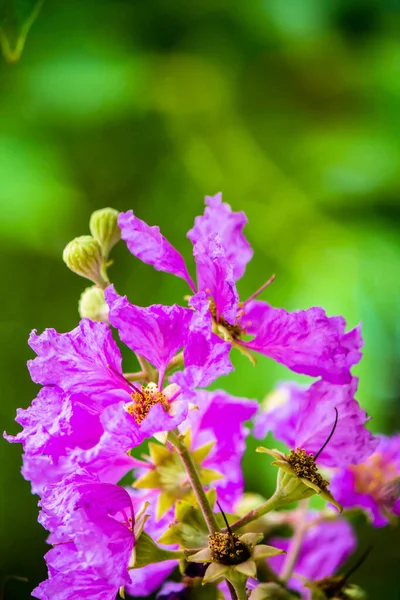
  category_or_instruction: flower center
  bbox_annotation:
[350,453,399,507]
[287,448,328,490]
[209,300,243,340]
[125,384,170,425]
[208,532,251,566]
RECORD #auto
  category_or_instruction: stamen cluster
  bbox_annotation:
[287,448,328,490]
[208,532,251,565]
[126,385,170,424]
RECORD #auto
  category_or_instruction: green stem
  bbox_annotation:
[124,371,147,382]
[135,355,158,383]
[224,493,283,533]
[280,499,309,582]
[165,351,184,374]
[168,430,219,535]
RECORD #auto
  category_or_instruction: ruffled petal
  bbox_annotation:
[39,472,135,586]
[118,210,196,291]
[105,285,192,383]
[241,301,363,383]
[193,234,239,324]
[32,544,119,600]
[187,193,253,281]
[4,387,103,460]
[294,377,378,467]
[28,319,126,396]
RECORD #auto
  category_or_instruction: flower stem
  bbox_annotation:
[168,430,219,534]
[224,493,283,533]
[280,500,309,582]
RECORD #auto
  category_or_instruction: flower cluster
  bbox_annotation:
[5,197,399,600]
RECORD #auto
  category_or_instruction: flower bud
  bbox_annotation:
[89,207,120,258]
[63,235,105,285]
[78,286,109,322]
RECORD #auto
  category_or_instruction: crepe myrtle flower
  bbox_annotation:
[24,293,203,454]
[330,434,400,527]
[187,504,285,585]
[131,389,258,519]
[255,378,377,509]
[118,192,362,383]
[268,515,357,600]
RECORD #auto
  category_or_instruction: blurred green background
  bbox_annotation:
[1,0,400,598]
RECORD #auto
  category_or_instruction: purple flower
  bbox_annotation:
[268,514,357,598]
[23,299,194,455]
[118,194,363,383]
[254,377,377,468]
[330,434,400,526]
[39,471,135,586]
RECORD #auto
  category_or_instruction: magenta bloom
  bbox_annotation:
[254,377,377,467]
[25,306,192,453]
[268,515,356,597]
[118,193,362,383]
[330,434,400,526]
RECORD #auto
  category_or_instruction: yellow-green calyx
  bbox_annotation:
[63,235,106,286]
[256,447,342,511]
[128,502,183,569]
[187,532,285,584]
[89,207,121,259]
[78,286,109,322]
[133,430,223,519]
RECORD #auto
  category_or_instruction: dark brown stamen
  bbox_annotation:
[287,448,328,490]
[208,532,251,566]
[314,407,339,460]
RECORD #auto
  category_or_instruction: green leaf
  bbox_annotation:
[0,0,44,62]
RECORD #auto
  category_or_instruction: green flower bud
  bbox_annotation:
[78,286,109,322]
[63,235,106,285]
[89,207,120,258]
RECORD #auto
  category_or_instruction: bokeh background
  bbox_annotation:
[1,0,400,598]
